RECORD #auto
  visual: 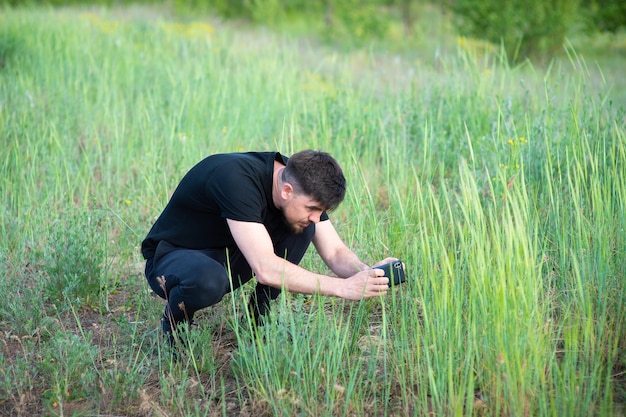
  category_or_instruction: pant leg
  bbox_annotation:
[247,223,316,321]
[144,223,316,325]
[145,241,231,324]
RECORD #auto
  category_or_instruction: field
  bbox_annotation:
[1,4,625,416]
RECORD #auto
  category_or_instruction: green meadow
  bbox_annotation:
[1,4,625,416]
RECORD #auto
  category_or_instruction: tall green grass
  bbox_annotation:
[0,5,624,416]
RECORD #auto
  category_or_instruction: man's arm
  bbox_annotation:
[227,219,388,300]
[313,220,400,277]
[312,220,368,277]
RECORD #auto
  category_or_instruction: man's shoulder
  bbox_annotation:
[200,151,276,196]
[185,152,277,176]
[208,151,278,161]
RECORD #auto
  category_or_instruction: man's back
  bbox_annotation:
[141,151,281,259]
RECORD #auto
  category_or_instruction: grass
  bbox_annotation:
[1,3,625,416]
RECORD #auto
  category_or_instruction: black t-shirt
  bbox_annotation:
[141,151,328,260]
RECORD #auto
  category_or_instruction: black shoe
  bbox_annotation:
[248,284,280,325]
[160,313,176,346]
[160,313,197,347]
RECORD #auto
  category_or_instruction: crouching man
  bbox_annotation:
[141,150,396,342]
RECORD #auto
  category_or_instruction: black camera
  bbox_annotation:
[377,259,406,287]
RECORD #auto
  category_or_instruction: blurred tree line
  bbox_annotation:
[3,0,625,63]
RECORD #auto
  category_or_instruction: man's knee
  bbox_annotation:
[181,261,231,307]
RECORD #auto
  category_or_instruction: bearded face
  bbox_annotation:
[278,193,324,234]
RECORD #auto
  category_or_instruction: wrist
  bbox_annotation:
[317,273,342,298]
[336,279,347,299]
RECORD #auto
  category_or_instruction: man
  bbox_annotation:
[141,150,397,342]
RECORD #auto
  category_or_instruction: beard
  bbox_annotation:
[290,224,305,234]
[279,207,308,235]
[284,218,308,235]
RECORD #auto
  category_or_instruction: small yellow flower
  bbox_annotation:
[507,139,514,146]
[515,163,520,169]
[124,199,131,206]
[222,126,227,134]
[519,137,527,143]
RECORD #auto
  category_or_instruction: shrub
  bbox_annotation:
[38,332,98,408]
[450,0,582,64]
[584,0,626,32]
[40,210,110,311]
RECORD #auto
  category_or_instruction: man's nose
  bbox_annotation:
[309,212,322,223]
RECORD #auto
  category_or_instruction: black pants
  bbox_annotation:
[144,223,315,326]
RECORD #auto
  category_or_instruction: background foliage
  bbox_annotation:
[2,0,626,62]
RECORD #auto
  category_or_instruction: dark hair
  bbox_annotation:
[282,150,346,211]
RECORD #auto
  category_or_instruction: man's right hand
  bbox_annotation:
[339,269,389,300]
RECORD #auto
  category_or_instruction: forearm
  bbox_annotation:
[311,221,369,278]
[324,247,369,278]
[253,255,345,297]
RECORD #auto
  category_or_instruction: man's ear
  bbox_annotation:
[280,182,295,200]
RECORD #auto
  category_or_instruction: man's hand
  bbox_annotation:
[372,257,402,268]
[339,268,389,300]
